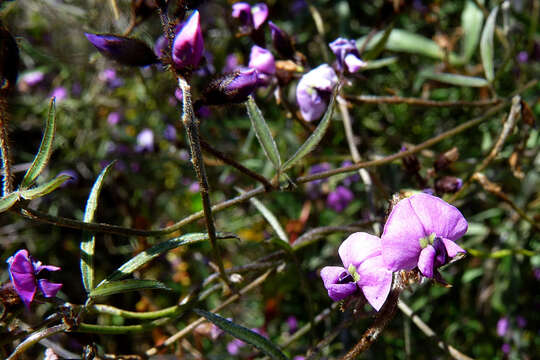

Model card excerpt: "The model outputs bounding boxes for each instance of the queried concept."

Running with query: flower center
[419,233,436,248]
[347,264,361,282]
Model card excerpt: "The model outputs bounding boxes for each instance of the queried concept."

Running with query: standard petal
[441,238,466,258]
[338,232,382,268]
[418,245,436,278]
[356,256,392,311]
[38,279,63,298]
[320,266,346,288]
[408,193,468,241]
[381,198,425,271]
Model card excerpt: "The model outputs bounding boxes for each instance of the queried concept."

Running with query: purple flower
[517,51,528,64]
[85,33,158,67]
[497,317,509,337]
[107,111,122,126]
[501,343,511,354]
[202,68,258,105]
[164,124,177,142]
[136,128,154,152]
[232,3,268,31]
[327,186,354,212]
[287,315,298,334]
[251,3,269,30]
[172,10,204,71]
[227,338,245,355]
[381,193,468,280]
[269,21,295,59]
[50,87,68,102]
[329,38,366,73]
[296,64,338,122]
[249,45,275,86]
[321,232,393,311]
[19,70,44,87]
[99,68,124,88]
[223,53,241,73]
[7,250,62,308]
[516,316,527,328]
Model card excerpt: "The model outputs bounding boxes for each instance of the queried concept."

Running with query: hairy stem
[0,96,13,195]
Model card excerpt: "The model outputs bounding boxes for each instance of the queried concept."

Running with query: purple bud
[296,64,338,121]
[251,3,269,30]
[435,176,463,194]
[202,68,258,105]
[329,38,366,73]
[85,33,158,67]
[269,21,295,59]
[50,87,68,102]
[327,186,354,212]
[232,2,253,28]
[501,343,511,354]
[249,46,276,75]
[516,316,527,328]
[172,10,204,71]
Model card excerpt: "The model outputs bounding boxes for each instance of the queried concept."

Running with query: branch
[345,95,501,107]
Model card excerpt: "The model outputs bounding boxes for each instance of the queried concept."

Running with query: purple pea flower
[327,186,354,212]
[19,70,44,88]
[232,3,268,31]
[7,250,63,308]
[381,193,468,281]
[164,124,177,142]
[497,317,509,337]
[287,315,298,334]
[172,10,204,71]
[107,111,122,126]
[51,87,68,102]
[85,33,158,67]
[296,64,338,122]
[321,232,393,311]
[249,45,275,86]
[329,38,366,73]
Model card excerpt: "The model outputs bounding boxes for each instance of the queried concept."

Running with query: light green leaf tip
[480,6,499,82]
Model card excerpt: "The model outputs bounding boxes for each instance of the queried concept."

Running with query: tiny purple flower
[287,315,298,334]
[99,68,124,88]
[329,38,366,73]
[501,343,511,354]
[19,70,44,87]
[381,193,468,281]
[231,2,253,28]
[341,160,360,187]
[227,338,245,355]
[516,316,526,328]
[321,232,393,311]
[136,128,154,152]
[7,250,62,308]
[175,88,183,102]
[249,45,276,75]
[296,64,338,122]
[164,124,177,142]
[327,186,354,212]
[51,87,68,102]
[107,111,122,126]
[517,51,528,64]
[172,10,204,71]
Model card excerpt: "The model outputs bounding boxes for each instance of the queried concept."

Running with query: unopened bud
[201,69,258,105]
[401,146,421,174]
[434,147,459,172]
[172,10,204,71]
[435,176,463,194]
[85,33,158,66]
[269,21,295,59]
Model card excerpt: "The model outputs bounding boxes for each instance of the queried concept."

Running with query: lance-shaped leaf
[81,162,114,293]
[361,57,398,70]
[19,175,70,200]
[362,23,394,61]
[20,99,56,189]
[480,6,499,82]
[89,279,171,298]
[0,192,19,213]
[98,232,237,287]
[281,90,337,172]
[425,72,489,87]
[194,309,288,360]
[461,0,484,62]
[245,96,281,171]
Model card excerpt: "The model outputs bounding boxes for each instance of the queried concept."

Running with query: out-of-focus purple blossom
[291,0,307,12]
[422,188,435,196]
[223,53,241,73]
[58,170,79,187]
[381,193,468,282]
[268,21,295,59]
[327,186,354,212]
[197,105,211,118]
[296,64,338,122]
[202,68,258,105]
[249,45,275,86]
[175,88,183,102]
[516,316,527,328]
[7,250,62,308]
[497,317,509,337]
[320,232,393,311]
[329,38,366,73]
[341,160,360,187]
[85,33,158,67]
[188,181,200,193]
[130,162,141,173]
[309,163,332,186]
[164,124,177,142]
[51,87,68,102]
[501,343,511,354]
[107,111,122,126]
[98,68,124,88]
[287,315,298,334]
[293,356,306,360]
[435,176,463,194]
[227,338,245,355]
[136,128,154,152]
[517,51,529,64]
[232,3,268,31]
[19,70,44,88]
[172,10,204,71]
[534,268,540,280]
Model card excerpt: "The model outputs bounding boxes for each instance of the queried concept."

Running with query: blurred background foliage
[0,0,539,359]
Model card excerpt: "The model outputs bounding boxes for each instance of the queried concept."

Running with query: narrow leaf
[361,57,398,70]
[237,188,289,246]
[19,175,70,200]
[461,0,484,62]
[90,279,171,298]
[246,96,282,170]
[362,23,394,61]
[99,232,237,286]
[81,162,114,293]
[425,72,489,87]
[480,6,499,82]
[20,98,56,189]
[0,192,19,213]
[194,309,288,360]
[281,90,337,172]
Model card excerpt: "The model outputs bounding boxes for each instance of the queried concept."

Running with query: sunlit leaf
[425,72,489,87]
[19,175,70,200]
[480,5,499,82]
[246,96,282,171]
[194,309,288,360]
[361,57,398,70]
[0,192,19,213]
[362,23,394,61]
[20,99,56,189]
[90,279,171,298]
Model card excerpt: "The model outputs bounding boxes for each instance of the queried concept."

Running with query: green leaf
[0,192,19,213]
[98,232,237,286]
[245,96,282,171]
[480,5,499,82]
[361,57,398,70]
[81,162,114,293]
[362,23,394,61]
[425,72,489,87]
[461,0,484,62]
[89,279,171,298]
[19,175,70,200]
[20,98,57,189]
[194,309,288,360]
[281,90,337,172]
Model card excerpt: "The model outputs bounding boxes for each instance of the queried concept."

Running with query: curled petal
[320,266,357,301]
[441,238,466,258]
[38,279,63,298]
[251,3,269,30]
[356,256,392,311]
[418,245,436,278]
[338,232,382,269]
[344,54,366,73]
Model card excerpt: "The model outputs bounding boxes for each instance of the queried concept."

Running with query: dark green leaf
[20,98,56,189]
[362,23,394,61]
[425,72,489,87]
[19,175,70,200]
[194,309,288,360]
[480,6,499,82]
[0,192,19,213]
[90,279,171,298]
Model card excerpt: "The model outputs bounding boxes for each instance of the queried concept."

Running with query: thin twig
[6,324,67,360]
[345,95,501,107]
[398,300,475,360]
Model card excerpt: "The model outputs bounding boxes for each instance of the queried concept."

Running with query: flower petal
[338,232,382,269]
[320,266,357,301]
[38,279,63,298]
[320,266,346,288]
[356,256,392,311]
[441,238,466,258]
[418,245,436,278]
[251,3,269,30]
[8,250,37,308]
[344,54,366,73]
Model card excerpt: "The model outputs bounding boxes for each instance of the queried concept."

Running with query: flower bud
[232,3,268,31]
[0,25,19,92]
[329,38,366,73]
[85,33,158,66]
[296,64,337,122]
[269,21,295,59]
[172,10,204,71]
[435,176,463,194]
[400,145,421,174]
[202,69,258,105]
[434,147,459,172]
